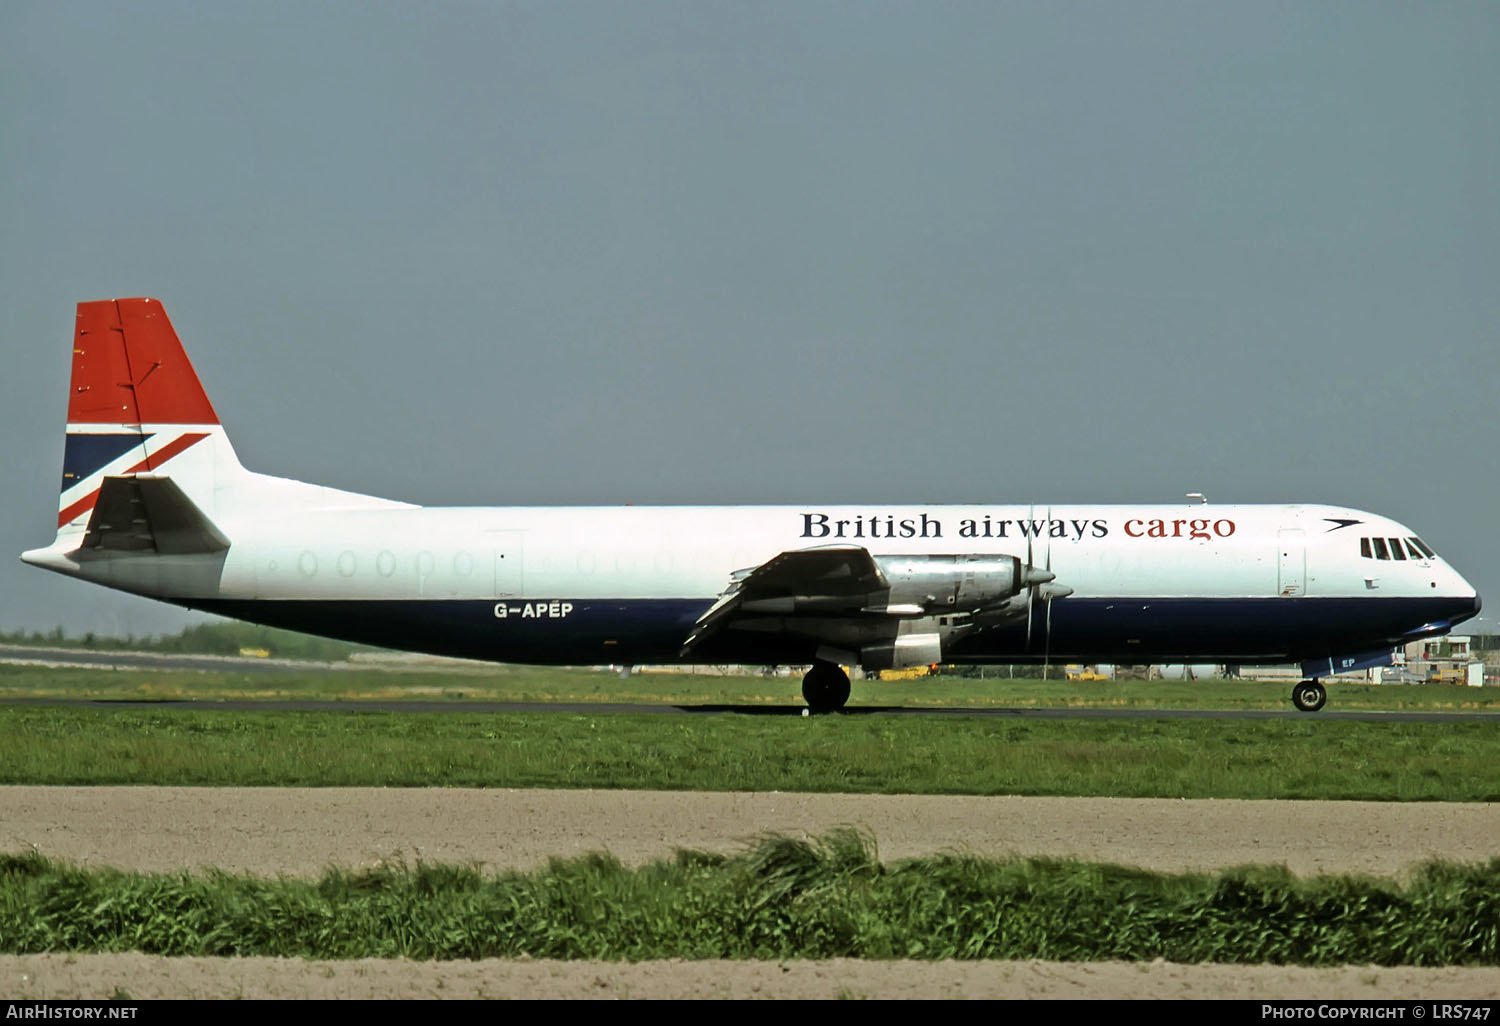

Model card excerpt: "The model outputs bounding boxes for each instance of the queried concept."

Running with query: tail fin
[56,299,244,536]
[33,297,409,571]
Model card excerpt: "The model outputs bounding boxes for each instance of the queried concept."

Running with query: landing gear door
[1277,528,1306,597]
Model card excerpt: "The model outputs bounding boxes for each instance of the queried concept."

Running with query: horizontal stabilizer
[77,475,230,555]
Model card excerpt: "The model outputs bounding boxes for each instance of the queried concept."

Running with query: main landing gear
[802,660,852,714]
[1292,679,1327,713]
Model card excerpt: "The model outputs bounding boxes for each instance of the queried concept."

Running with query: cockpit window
[1361,536,1434,561]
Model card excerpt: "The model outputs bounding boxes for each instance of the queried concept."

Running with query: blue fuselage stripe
[183,595,1479,667]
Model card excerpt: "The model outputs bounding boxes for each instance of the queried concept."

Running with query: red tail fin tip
[69,299,218,426]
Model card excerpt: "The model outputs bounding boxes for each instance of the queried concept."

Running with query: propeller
[1022,504,1072,679]
[1043,525,1054,679]
[1042,510,1052,678]
[1024,504,1035,647]
[1039,505,1052,679]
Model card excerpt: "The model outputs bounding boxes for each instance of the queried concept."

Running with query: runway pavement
[0,643,344,673]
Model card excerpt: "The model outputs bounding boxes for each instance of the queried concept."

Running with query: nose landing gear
[1292,679,1327,712]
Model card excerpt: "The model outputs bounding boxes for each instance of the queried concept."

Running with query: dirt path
[3,787,1498,999]
[4,954,1499,1000]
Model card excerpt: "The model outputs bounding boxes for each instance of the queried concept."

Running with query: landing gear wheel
[802,661,851,713]
[1292,680,1326,713]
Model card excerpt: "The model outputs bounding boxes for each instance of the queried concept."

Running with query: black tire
[802,661,852,713]
[1292,680,1326,713]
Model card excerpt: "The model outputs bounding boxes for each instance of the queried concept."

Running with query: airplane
[22,299,1482,713]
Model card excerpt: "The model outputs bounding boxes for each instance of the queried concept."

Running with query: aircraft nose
[1452,592,1481,624]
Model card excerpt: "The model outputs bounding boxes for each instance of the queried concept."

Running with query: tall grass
[2,836,1496,965]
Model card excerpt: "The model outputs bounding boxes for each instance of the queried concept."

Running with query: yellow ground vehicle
[1066,665,1109,681]
[877,664,936,681]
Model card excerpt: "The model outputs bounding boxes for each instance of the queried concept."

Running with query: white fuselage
[30,498,1480,669]
[190,502,1469,603]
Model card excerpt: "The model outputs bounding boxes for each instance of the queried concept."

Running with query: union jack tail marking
[57,299,240,531]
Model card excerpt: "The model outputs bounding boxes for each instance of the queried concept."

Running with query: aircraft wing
[680,545,887,656]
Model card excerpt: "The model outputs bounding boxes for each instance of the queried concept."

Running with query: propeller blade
[1025,503,1035,650]
[1044,595,1054,677]
[1025,582,1033,650]
[1042,505,1053,678]
[1044,504,1053,572]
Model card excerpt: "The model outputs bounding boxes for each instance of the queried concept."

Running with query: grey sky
[3,1,1497,639]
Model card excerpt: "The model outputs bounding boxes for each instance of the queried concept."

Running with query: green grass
[2,704,1499,799]
[4,663,1494,966]
[3,663,1497,798]
[3,835,1497,965]
[3,662,1499,711]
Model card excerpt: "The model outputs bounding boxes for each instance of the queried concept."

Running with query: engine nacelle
[875,554,1023,613]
